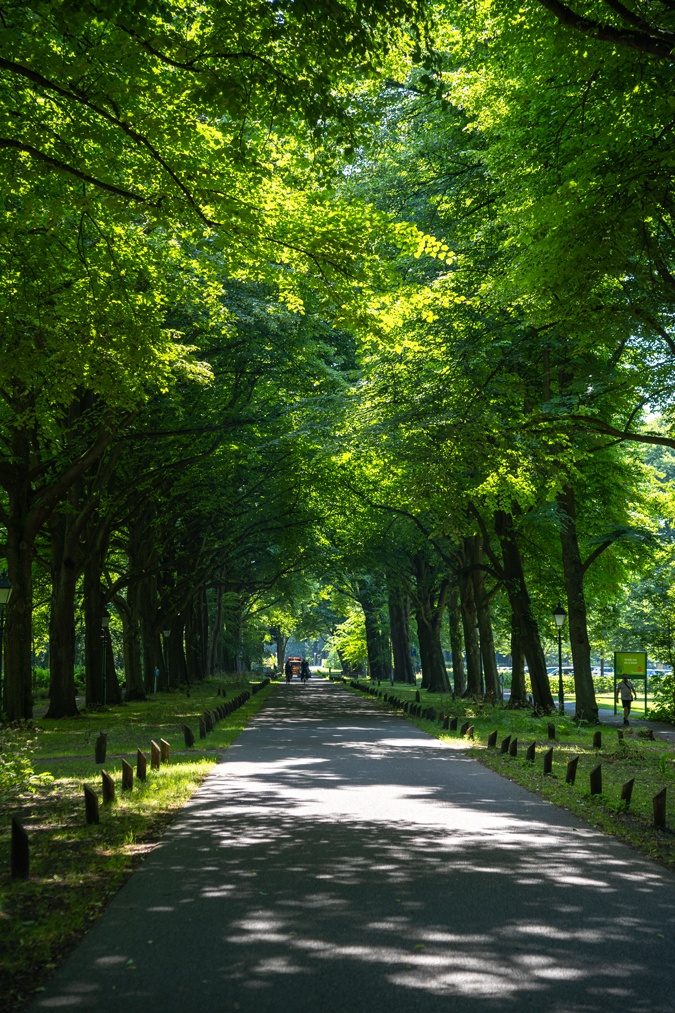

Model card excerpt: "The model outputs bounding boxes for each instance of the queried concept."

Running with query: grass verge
[0,678,274,1011]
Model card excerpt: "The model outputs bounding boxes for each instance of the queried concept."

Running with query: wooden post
[136,749,147,782]
[122,759,133,791]
[590,764,602,795]
[84,785,99,824]
[617,728,624,741]
[182,725,195,748]
[95,731,107,764]
[525,742,535,762]
[199,718,207,739]
[415,690,420,702]
[150,740,161,770]
[487,730,498,748]
[592,730,602,749]
[160,739,170,764]
[653,787,667,829]
[101,770,115,803]
[543,747,553,775]
[460,721,470,736]
[509,738,518,757]
[566,755,579,785]
[449,717,458,731]
[547,723,556,740]
[621,778,634,807]
[500,735,511,754]
[11,818,29,879]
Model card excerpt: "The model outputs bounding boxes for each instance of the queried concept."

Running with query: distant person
[300,658,310,684]
[284,658,293,684]
[616,674,637,725]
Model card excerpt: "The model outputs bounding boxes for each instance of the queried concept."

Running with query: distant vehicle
[287,657,303,677]
[547,666,574,677]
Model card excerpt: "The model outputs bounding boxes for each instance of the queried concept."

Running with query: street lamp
[101,608,110,708]
[0,572,14,715]
[553,602,567,715]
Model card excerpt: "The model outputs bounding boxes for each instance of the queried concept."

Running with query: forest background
[3,0,675,731]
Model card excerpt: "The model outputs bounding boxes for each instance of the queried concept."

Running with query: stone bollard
[525,742,536,762]
[95,731,107,764]
[487,730,498,748]
[11,818,29,879]
[460,721,470,736]
[617,728,624,741]
[508,738,518,757]
[590,764,602,795]
[466,726,474,739]
[137,749,147,782]
[547,723,556,740]
[122,759,134,792]
[543,747,553,775]
[653,788,667,829]
[621,778,634,807]
[415,690,421,703]
[101,770,115,804]
[500,735,511,754]
[84,785,99,824]
[199,719,207,739]
[593,730,602,749]
[150,740,161,770]
[160,739,170,764]
[566,755,579,785]
[182,725,195,748]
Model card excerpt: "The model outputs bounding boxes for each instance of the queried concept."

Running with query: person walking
[300,658,310,684]
[616,674,637,725]
[284,658,293,684]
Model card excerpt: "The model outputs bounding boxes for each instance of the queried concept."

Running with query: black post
[0,605,5,717]
[557,627,564,715]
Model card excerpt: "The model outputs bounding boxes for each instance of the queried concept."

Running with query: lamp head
[553,602,567,628]
[101,608,111,629]
[0,571,13,607]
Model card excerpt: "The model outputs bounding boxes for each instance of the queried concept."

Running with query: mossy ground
[0,678,273,1010]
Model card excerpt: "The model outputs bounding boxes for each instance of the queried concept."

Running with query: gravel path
[33,680,675,1012]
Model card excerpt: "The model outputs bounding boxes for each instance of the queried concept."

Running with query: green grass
[0,678,272,1011]
[349,679,675,872]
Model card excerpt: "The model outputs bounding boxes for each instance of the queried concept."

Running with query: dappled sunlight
[34,682,675,1013]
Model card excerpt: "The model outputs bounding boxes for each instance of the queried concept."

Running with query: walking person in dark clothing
[284,658,293,684]
[300,658,310,684]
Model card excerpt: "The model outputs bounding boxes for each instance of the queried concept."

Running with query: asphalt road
[33,680,675,1013]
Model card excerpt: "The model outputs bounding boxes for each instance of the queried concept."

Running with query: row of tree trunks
[448,588,466,695]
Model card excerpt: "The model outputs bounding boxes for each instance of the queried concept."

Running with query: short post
[182,725,195,748]
[160,739,170,764]
[590,764,602,795]
[543,747,553,775]
[449,717,458,731]
[95,732,107,764]
[525,741,535,762]
[621,778,634,807]
[136,749,147,782]
[547,723,556,740]
[415,690,420,703]
[84,785,99,824]
[566,755,579,785]
[11,818,29,879]
[101,770,115,803]
[653,787,667,829]
[509,738,518,757]
[460,721,470,736]
[500,735,511,754]
[442,715,449,730]
[617,728,624,741]
[122,759,134,791]
[487,730,498,748]
[199,719,207,739]
[592,730,602,750]
[150,740,161,770]
[466,725,474,739]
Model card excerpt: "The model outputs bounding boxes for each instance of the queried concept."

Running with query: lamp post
[163,627,170,689]
[101,608,110,708]
[553,602,566,715]
[0,572,14,716]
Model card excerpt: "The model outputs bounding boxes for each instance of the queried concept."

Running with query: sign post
[614,651,648,716]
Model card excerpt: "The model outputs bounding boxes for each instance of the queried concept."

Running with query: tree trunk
[448,586,465,696]
[388,583,415,683]
[509,615,527,706]
[4,520,34,721]
[46,509,80,718]
[459,561,481,696]
[414,604,450,693]
[471,540,500,699]
[83,538,106,706]
[557,485,598,722]
[103,625,122,705]
[494,510,554,711]
[362,599,390,680]
[209,586,224,676]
